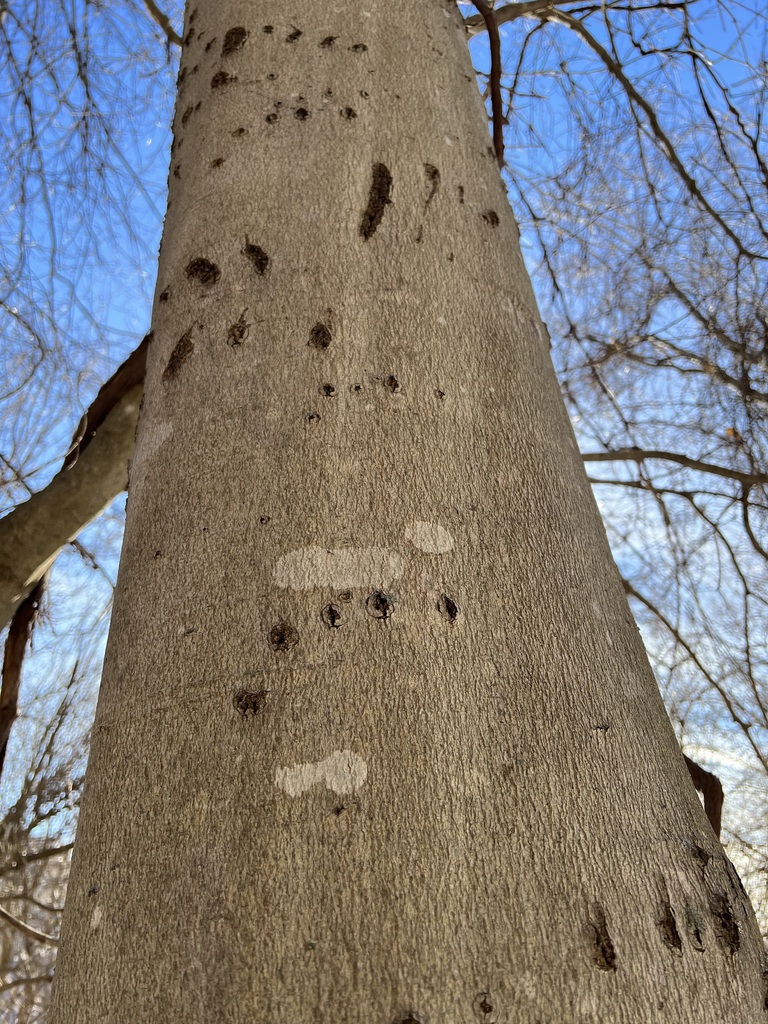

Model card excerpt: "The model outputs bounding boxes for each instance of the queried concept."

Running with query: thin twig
[0,902,59,946]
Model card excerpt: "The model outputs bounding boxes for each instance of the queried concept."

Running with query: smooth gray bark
[49,2,767,1021]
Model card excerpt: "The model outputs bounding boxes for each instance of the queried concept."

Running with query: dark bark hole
[350,383,364,393]
[338,590,352,602]
[259,515,271,525]
[286,26,302,42]
[321,604,343,628]
[482,210,500,227]
[341,107,357,119]
[657,904,682,952]
[359,162,393,240]
[87,885,99,897]
[232,127,248,136]
[435,389,446,400]
[437,594,459,623]
[233,688,269,716]
[242,241,270,275]
[350,43,368,52]
[306,412,321,423]
[309,323,332,349]
[295,107,310,120]
[475,993,494,1015]
[366,591,394,620]
[185,257,220,285]
[268,621,299,652]
[588,903,617,971]
[163,331,194,381]
[384,375,401,393]
[159,289,169,302]
[265,113,279,124]
[458,185,465,203]
[222,27,247,55]
[320,383,336,397]
[211,70,236,88]
[181,105,194,124]
[211,157,225,168]
[709,892,740,954]
[263,25,274,34]
[320,35,338,47]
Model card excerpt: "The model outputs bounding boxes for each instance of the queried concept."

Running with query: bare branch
[582,448,768,488]
[470,1,506,167]
[543,9,763,259]
[0,337,149,630]
[142,0,182,48]
[684,754,724,838]
[0,903,59,946]
[0,576,46,780]
[623,579,768,775]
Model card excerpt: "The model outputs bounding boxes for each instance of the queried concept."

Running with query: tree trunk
[48,2,767,1020]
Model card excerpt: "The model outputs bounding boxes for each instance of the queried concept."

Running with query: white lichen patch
[129,420,173,497]
[405,521,455,554]
[273,547,404,590]
[90,906,103,931]
[275,750,368,797]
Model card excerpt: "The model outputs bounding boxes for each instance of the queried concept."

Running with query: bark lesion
[359,163,393,240]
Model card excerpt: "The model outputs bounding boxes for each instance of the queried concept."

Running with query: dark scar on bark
[588,903,617,971]
[222,27,247,55]
[233,688,269,716]
[359,163,393,240]
[163,329,194,381]
[709,892,740,954]
[185,257,220,284]
[657,903,682,952]
[242,241,270,275]
[424,164,440,206]
[211,70,236,88]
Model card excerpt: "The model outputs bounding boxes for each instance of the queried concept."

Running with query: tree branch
[464,0,589,35]
[142,0,182,48]
[540,9,760,259]
[582,447,768,489]
[0,337,149,631]
[0,576,45,781]
[0,902,59,946]
[471,1,506,168]
[683,755,724,838]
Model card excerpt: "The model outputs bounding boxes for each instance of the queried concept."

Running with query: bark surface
[49,2,767,1021]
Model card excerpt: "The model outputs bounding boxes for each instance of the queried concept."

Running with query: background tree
[0,0,766,1017]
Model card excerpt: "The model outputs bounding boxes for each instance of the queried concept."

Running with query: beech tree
[1,0,768,1019]
[1,0,767,1019]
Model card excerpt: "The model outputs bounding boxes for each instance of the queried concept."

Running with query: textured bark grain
[49,2,767,1021]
